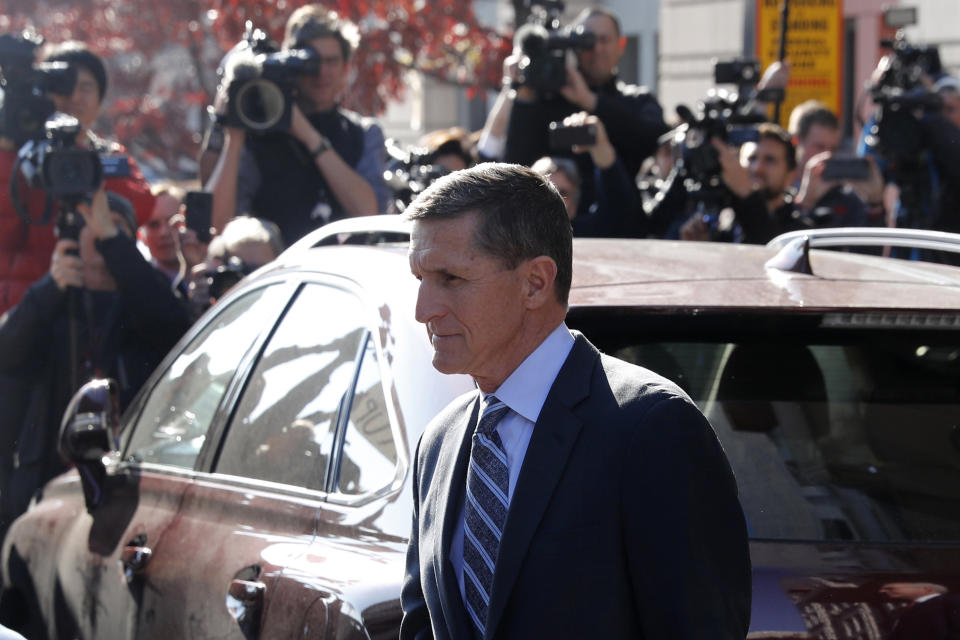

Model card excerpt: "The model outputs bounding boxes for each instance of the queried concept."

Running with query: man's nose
[414,280,440,325]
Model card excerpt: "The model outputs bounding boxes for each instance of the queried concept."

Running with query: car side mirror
[59,378,123,511]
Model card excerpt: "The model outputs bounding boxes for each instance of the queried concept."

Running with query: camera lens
[42,149,102,197]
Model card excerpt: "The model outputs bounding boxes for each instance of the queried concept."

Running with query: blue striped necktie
[463,395,511,638]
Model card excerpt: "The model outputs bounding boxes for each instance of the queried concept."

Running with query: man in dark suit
[880,582,960,639]
[400,163,751,639]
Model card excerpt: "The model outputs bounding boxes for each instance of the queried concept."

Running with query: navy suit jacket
[891,594,960,640]
[401,333,751,639]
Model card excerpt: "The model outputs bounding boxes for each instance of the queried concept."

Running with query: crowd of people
[1,3,959,539]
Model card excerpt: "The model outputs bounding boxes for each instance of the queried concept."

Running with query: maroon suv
[3,219,960,639]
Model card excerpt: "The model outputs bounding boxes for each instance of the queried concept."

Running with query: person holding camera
[684,124,810,244]
[532,112,641,237]
[0,188,190,534]
[205,6,388,247]
[786,101,878,229]
[185,216,284,319]
[504,7,667,211]
[0,41,155,316]
[683,121,875,245]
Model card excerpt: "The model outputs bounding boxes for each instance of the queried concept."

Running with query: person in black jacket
[504,7,667,209]
[0,189,191,536]
[531,113,642,238]
[879,582,960,640]
[682,123,872,245]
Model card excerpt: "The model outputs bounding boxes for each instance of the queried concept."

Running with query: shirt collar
[915,593,941,604]
[482,323,575,424]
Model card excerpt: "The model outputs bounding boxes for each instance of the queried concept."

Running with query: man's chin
[430,353,464,376]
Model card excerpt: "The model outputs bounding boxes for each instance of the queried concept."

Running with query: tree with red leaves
[0,0,511,176]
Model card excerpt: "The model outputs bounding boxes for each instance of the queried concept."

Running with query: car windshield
[574,310,960,544]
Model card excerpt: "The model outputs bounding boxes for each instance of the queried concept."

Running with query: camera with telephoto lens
[514,0,596,95]
[0,30,78,146]
[16,113,102,201]
[219,22,322,133]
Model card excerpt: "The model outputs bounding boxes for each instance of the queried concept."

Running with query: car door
[133,279,376,639]
[24,283,290,640]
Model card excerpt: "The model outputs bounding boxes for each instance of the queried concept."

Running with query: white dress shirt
[450,322,576,601]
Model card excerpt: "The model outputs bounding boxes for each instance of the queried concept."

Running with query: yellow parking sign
[756,0,844,128]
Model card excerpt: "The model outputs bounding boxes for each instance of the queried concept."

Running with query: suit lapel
[484,335,597,638]
[434,392,480,640]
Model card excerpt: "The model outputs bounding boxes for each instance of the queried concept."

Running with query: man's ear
[522,256,558,309]
[618,36,627,55]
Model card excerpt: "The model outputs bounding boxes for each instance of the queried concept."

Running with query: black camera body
[220,25,321,133]
[208,256,256,300]
[0,31,78,146]
[383,139,454,213]
[515,1,595,95]
[667,59,768,190]
[17,113,102,202]
[714,59,760,86]
[548,120,597,149]
[673,92,763,189]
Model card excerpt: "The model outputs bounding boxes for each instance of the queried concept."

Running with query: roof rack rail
[765,227,960,275]
[767,227,960,254]
[281,215,412,258]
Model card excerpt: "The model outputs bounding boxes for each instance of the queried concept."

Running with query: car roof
[567,239,960,312]
[266,234,960,315]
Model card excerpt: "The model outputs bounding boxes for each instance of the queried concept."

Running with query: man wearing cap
[0,188,190,537]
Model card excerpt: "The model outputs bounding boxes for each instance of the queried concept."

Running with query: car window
[336,334,397,496]
[610,335,960,543]
[125,286,277,469]
[215,284,367,491]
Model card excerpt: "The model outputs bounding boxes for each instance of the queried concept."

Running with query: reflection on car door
[31,286,286,640]
[133,282,375,638]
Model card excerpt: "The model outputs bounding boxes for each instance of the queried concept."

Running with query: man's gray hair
[404,163,573,305]
[221,216,284,259]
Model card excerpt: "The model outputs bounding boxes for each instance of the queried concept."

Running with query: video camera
[865,29,942,165]
[0,31,77,147]
[17,114,102,200]
[667,59,772,190]
[218,22,322,133]
[862,9,944,223]
[514,0,595,95]
[10,113,107,231]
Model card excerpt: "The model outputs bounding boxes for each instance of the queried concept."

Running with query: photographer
[504,7,667,206]
[691,124,810,244]
[788,101,880,225]
[0,188,190,530]
[0,40,155,315]
[186,215,283,318]
[205,6,388,247]
[532,111,641,237]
